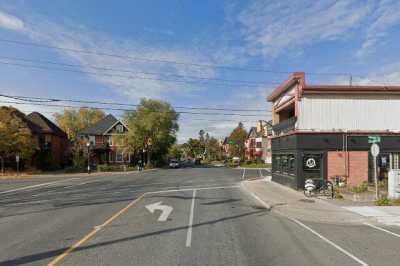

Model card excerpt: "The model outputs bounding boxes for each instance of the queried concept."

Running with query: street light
[86,142,91,174]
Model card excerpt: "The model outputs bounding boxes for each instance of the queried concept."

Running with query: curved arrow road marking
[146,201,173,222]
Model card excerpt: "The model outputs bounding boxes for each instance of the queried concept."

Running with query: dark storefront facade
[271,133,400,189]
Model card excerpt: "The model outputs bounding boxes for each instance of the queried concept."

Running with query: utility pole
[86,142,91,174]
[349,74,353,86]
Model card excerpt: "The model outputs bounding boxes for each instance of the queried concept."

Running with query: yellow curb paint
[47,194,145,266]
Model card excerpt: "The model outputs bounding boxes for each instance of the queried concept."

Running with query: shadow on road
[0,209,269,265]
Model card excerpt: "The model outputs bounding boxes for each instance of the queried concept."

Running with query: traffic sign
[370,144,380,157]
[368,136,381,144]
[15,155,20,163]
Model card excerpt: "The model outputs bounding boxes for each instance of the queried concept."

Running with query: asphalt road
[0,167,399,266]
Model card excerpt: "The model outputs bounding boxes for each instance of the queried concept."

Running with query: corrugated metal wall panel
[298,95,400,131]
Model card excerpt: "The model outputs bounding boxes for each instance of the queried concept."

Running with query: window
[288,155,295,175]
[116,151,124,162]
[116,124,124,133]
[256,142,262,148]
[391,153,400,170]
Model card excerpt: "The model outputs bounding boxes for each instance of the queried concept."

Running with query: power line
[0,38,356,76]
[0,60,279,88]
[0,55,278,86]
[0,100,267,117]
[0,94,271,113]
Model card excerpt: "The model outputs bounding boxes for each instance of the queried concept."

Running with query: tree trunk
[0,156,4,176]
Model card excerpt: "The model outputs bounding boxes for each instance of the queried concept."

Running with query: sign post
[370,144,380,200]
[16,155,20,176]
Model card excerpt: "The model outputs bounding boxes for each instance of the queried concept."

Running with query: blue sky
[1,0,400,142]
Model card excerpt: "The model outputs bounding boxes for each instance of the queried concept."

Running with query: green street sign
[228,140,235,145]
[368,136,381,144]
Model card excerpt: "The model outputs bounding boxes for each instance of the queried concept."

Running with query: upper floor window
[116,124,124,133]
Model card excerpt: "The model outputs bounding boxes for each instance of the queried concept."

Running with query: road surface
[0,167,399,265]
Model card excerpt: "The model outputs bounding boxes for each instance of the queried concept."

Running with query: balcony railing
[272,116,297,135]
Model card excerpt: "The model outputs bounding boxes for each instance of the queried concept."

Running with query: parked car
[169,159,180,168]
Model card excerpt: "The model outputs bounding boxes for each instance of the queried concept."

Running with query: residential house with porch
[268,72,400,189]
[79,114,130,165]
[245,120,273,163]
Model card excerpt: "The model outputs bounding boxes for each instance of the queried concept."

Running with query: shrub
[375,197,391,206]
[64,166,85,173]
[97,164,125,172]
[351,182,368,193]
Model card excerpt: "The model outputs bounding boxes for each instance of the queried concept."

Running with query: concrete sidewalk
[241,178,366,225]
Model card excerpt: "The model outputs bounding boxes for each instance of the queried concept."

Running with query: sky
[1,0,400,142]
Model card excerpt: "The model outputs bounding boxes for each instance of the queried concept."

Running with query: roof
[267,72,400,102]
[79,114,119,135]
[0,106,43,134]
[26,112,67,137]
[247,127,257,138]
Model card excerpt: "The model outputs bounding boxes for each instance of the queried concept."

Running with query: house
[79,114,130,165]
[244,120,273,163]
[222,137,231,158]
[26,112,70,169]
[267,72,400,189]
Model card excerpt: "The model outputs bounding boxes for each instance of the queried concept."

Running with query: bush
[375,197,391,206]
[64,166,85,173]
[351,182,369,193]
[97,164,125,172]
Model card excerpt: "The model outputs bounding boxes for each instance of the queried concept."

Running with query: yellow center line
[47,194,146,266]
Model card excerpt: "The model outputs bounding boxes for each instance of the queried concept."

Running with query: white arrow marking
[145,201,173,222]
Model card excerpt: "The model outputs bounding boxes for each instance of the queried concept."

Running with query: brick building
[26,112,70,169]
[244,120,272,163]
[268,72,400,189]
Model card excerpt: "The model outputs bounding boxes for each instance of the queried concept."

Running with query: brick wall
[327,151,368,186]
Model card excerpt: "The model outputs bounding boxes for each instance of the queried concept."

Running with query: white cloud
[236,1,370,58]
[356,0,400,58]
[0,10,24,31]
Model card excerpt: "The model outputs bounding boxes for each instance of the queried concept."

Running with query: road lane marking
[186,189,196,247]
[258,169,263,178]
[364,222,400,238]
[47,193,146,266]
[145,185,240,195]
[242,184,369,266]
[242,168,246,180]
[146,201,173,222]
[0,178,79,195]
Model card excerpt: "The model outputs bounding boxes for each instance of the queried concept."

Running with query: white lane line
[364,222,400,238]
[243,184,369,266]
[242,168,246,180]
[145,185,239,195]
[290,218,369,266]
[258,169,263,178]
[186,189,196,247]
[0,178,78,195]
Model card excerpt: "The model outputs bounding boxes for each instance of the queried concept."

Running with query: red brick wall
[328,151,368,186]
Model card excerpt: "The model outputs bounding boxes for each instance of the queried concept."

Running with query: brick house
[244,120,273,163]
[26,112,70,169]
[79,114,130,165]
[267,72,400,189]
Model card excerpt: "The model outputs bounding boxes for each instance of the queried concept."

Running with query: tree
[124,99,179,166]
[168,144,182,160]
[54,108,105,141]
[0,107,35,173]
[229,122,247,160]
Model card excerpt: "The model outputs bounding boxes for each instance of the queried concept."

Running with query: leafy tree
[229,122,247,160]
[183,138,203,158]
[54,108,105,141]
[124,99,179,166]
[0,107,35,173]
[168,144,182,160]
